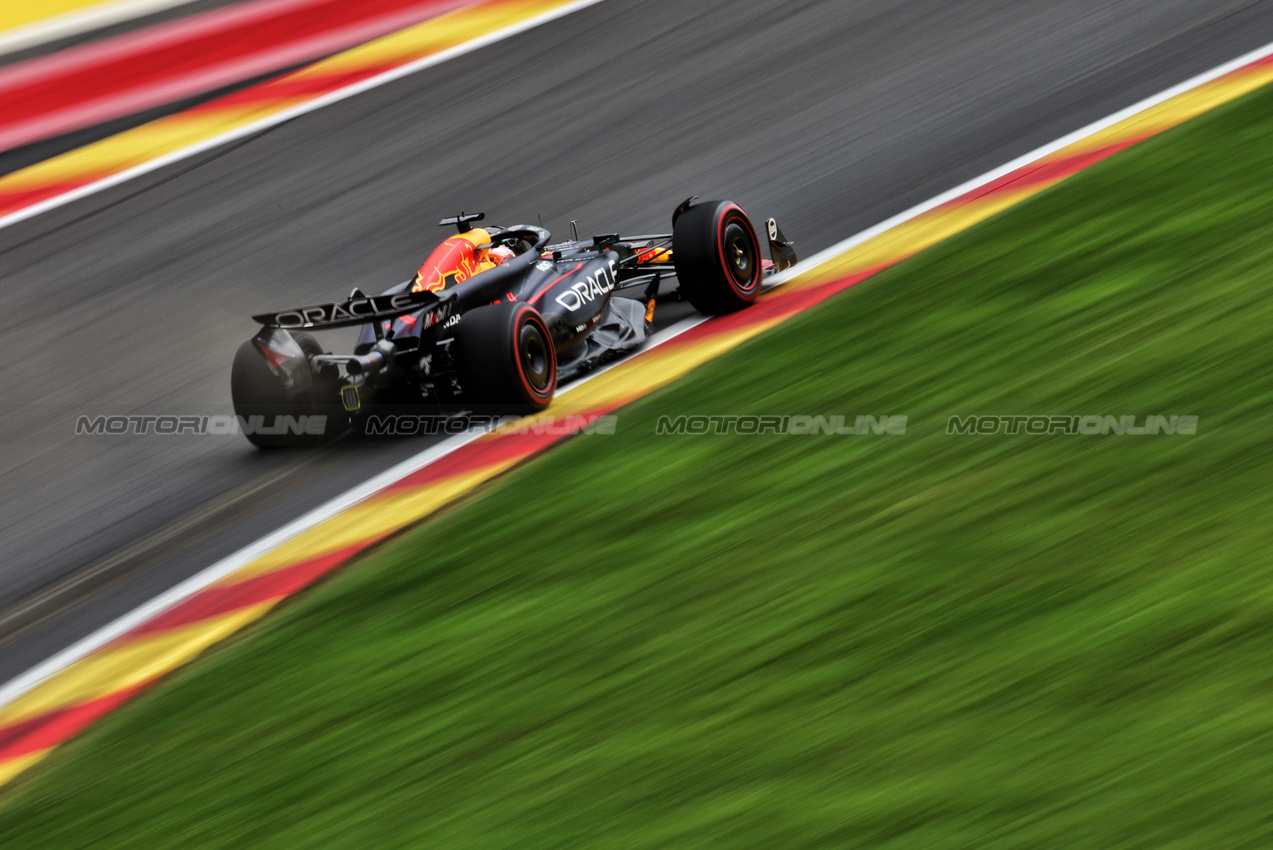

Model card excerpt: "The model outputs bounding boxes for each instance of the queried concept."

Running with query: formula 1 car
[231,197,797,447]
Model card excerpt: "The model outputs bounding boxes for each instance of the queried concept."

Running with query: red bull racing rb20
[231,197,797,447]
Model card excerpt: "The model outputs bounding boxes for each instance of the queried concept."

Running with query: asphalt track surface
[2,0,1272,685]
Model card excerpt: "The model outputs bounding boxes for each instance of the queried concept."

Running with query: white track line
[2,30,1272,711]
[0,0,202,57]
[0,0,608,232]
[0,311,704,709]
[788,38,1273,282]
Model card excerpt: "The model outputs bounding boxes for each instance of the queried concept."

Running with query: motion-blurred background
[1,1,1272,845]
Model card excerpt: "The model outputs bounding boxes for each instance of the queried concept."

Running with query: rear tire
[230,333,332,448]
[453,302,556,415]
[672,200,762,315]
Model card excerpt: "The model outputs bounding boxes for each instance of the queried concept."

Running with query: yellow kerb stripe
[304,0,567,74]
[0,750,51,787]
[0,0,118,32]
[1057,64,1273,158]
[805,186,1045,285]
[219,461,528,581]
[0,602,277,727]
[0,0,575,195]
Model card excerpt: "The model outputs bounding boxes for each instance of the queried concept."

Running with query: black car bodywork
[232,198,796,447]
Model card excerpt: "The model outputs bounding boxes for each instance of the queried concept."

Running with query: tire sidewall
[455,301,558,413]
[715,205,762,299]
[510,304,556,406]
[230,336,326,448]
[673,199,763,314]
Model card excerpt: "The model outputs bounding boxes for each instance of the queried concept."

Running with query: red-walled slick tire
[672,199,763,315]
[453,302,557,415]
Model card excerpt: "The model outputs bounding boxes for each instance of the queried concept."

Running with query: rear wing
[252,289,454,330]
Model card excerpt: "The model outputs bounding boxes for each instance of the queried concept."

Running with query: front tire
[452,302,557,415]
[672,200,763,315]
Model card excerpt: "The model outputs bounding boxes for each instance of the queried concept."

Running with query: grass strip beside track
[3,85,1273,850]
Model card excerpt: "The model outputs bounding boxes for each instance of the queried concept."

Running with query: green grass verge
[4,84,1273,849]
